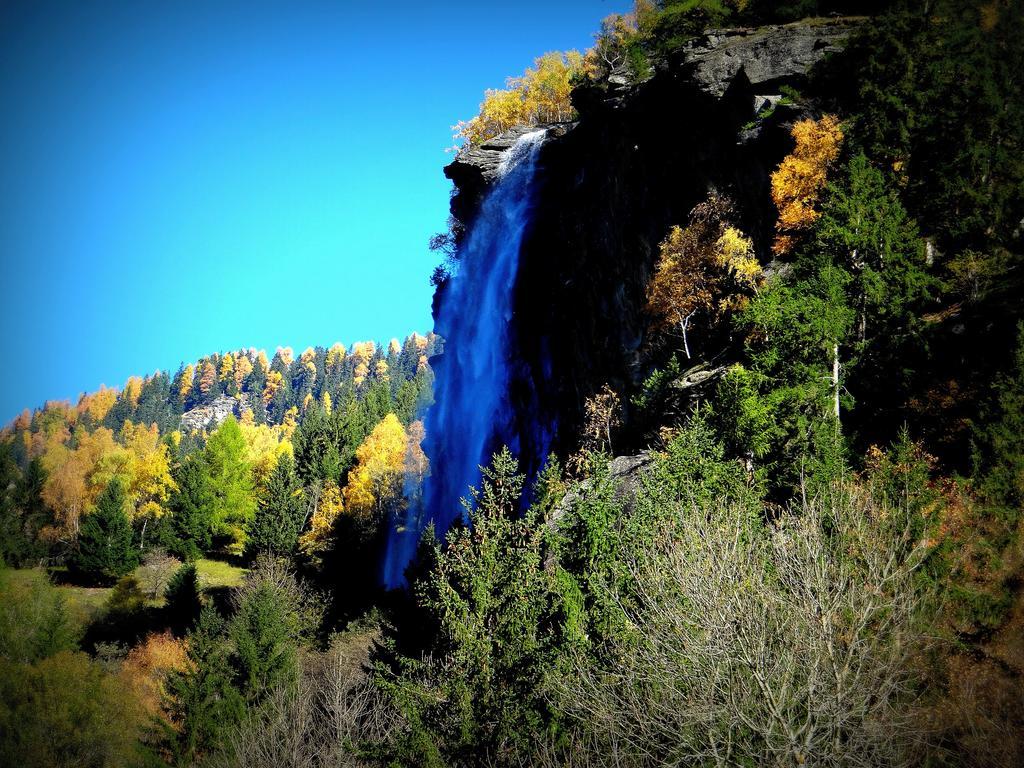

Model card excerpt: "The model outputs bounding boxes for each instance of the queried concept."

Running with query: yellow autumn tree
[718,227,761,294]
[281,406,299,439]
[233,353,253,391]
[177,364,194,405]
[239,420,291,491]
[299,480,344,568]
[40,426,127,541]
[343,414,408,522]
[647,195,762,358]
[326,342,347,373]
[276,346,294,367]
[77,386,118,424]
[351,341,375,386]
[263,370,283,405]
[218,352,235,384]
[122,376,144,408]
[121,421,176,532]
[453,50,586,146]
[516,50,585,124]
[322,391,333,415]
[255,349,270,374]
[771,114,843,255]
[455,88,525,146]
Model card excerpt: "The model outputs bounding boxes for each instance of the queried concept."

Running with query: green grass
[58,583,112,629]
[4,557,247,636]
[2,568,110,633]
[195,558,247,590]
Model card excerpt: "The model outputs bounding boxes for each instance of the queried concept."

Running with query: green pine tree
[813,152,930,348]
[167,456,214,561]
[243,454,304,560]
[164,562,203,634]
[381,448,561,765]
[164,606,243,764]
[230,560,303,703]
[70,477,138,583]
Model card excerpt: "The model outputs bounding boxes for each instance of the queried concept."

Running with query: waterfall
[383,129,547,588]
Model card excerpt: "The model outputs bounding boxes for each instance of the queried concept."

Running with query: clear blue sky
[0,0,619,423]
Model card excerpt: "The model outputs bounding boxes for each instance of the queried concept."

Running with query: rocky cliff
[440,18,861,457]
[180,395,238,433]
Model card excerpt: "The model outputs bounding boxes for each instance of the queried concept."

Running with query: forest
[2,0,1023,766]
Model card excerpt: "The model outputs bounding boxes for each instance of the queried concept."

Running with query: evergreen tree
[164,606,243,764]
[738,261,854,494]
[813,152,930,349]
[0,451,49,567]
[292,405,342,486]
[243,455,304,560]
[976,323,1024,520]
[230,560,303,703]
[166,457,214,561]
[70,477,138,583]
[381,448,561,765]
[164,562,203,634]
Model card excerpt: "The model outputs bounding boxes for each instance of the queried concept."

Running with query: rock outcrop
[180,395,237,433]
[680,18,860,97]
[439,18,862,459]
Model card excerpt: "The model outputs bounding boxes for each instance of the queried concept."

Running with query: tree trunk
[679,311,694,360]
[832,343,841,422]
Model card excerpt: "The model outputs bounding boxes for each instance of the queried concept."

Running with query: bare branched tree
[137,547,181,600]
[551,485,934,767]
[208,629,399,768]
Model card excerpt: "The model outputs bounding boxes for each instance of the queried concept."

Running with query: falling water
[383,129,547,588]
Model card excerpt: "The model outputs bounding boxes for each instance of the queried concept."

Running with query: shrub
[0,650,146,768]
[164,563,203,634]
[0,568,76,663]
[552,483,931,767]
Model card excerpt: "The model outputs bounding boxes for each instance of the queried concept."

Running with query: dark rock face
[440,19,861,459]
[681,19,860,97]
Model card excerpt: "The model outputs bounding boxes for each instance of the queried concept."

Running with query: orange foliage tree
[197,361,217,397]
[646,195,762,358]
[121,631,187,720]
[771,115,844,255]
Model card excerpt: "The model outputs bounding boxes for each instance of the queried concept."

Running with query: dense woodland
[3,0,1024,766]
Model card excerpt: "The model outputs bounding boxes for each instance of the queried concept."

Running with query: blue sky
[0,0,619,423]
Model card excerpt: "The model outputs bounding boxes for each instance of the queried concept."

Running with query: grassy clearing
[195,558,247,590]
[4,557,247,636]
[2,568,109,633]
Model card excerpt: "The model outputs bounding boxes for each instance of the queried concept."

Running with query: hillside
[1,332,436,563]
[2,2,1023,767]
